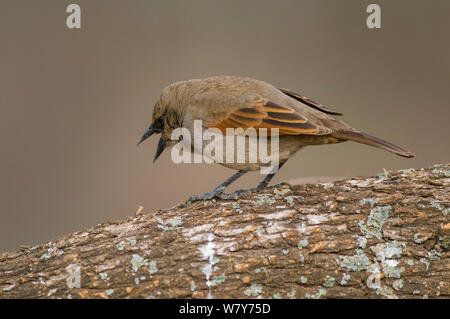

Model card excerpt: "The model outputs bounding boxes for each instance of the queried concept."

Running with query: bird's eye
[156,116,164,128]
[151,116,164,133]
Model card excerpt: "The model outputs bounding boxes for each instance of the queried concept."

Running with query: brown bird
[138,76,414,201]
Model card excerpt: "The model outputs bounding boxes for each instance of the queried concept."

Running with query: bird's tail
[332,129,415,158]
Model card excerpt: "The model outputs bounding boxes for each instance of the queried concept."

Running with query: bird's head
[137,84,186,162]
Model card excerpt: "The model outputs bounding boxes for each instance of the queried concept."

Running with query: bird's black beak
[153,137,165,162]
[137,127,155,145]
[137,126,166,163]
[138,116,166,162]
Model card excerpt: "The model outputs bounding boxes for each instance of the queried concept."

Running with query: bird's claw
[188,192,216,202]
[188,188,258,202]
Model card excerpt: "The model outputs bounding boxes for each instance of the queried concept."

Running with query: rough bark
[0,164,449,299]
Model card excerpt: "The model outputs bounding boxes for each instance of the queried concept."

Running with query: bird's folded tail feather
[332,129,415,158]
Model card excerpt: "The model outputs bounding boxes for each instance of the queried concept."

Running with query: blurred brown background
[1,0,449,253]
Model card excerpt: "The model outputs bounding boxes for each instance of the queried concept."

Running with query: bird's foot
[215,188,256,200]
[188,191,220,202]
[215,182,291,200]
[189,186,263,202]
[188,179,292,203]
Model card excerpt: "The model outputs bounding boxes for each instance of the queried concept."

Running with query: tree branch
[1,164,449,299]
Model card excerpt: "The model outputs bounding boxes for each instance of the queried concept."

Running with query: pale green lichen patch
[376,172,388,180]
[282,249,289,255]
[427,249,441,261]
[357,236,367,248]
[430,200,449,216]
[323,275,335,288]
[127,236,137,246]
[298,239,309,249]
[157,216,182,231]
[38,277,45,285]
[244,284,263,297]
[273,293,281,299]
[300,276,308,284]
[131,254,148,272]
[40,253,52,260]
[339,249,369,271]
[393,279,403,291]
[414,233,425,244]
[273,188,291,195]
[360,198,375,207]
[287,289,296,299]
[116,240,126,251]
[211,274,226,286]
[430,201,443,210]
[255,228,265,235]
[298,253,305,263]
[232,203,243,214]
[190,282,197,292]
[254,267,266,273]
[382,259,402,278]
[285,196,297,206]
[39,243,64,260]
[407,259,414,266]
[99,272,110,281]
[371,241,405,261]
[370,241,405,278]
[253,195,276,206]
[148,260,158,274]
[105,289,114,297]
[340,273,350,286]
[305,289,326,299]
[439,235,449,249]
[319,183,333,189]
[358,205,391,239]
[431,168,450,177]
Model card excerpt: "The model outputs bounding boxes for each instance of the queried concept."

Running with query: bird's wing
[279,88,343,116]
[192,94,332,136]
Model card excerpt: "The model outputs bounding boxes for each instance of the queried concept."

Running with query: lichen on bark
[0,164,449,299]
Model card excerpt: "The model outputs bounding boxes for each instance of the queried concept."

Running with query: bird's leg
[189,170,248,202]
[218,162,287,200]
[256,162,286,188]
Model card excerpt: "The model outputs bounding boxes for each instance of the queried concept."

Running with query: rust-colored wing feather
[213,99,331,136]
[279,88,343,116]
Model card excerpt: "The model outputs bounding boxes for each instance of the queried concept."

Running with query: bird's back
[171,76,413,160]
